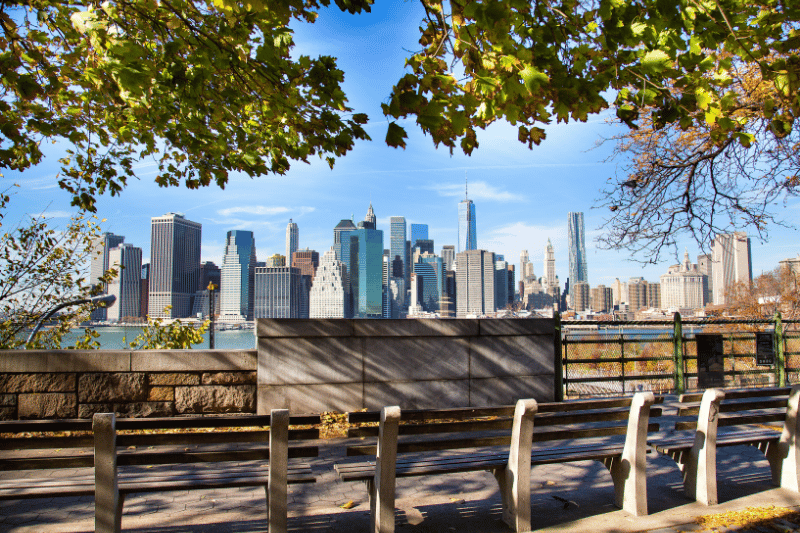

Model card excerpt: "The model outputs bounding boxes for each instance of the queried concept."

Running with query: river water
[62,326,256,350]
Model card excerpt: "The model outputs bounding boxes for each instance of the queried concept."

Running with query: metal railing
[558,312,800,398]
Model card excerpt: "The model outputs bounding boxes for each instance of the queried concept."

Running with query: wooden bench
[0,411,320,533]
[650,385,800,505]
[334,392,660,533]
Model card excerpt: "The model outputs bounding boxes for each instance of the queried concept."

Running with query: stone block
[147,387,174,402]
[258,383,362,415]
[256,319,354,338]
[258,337,362,385]
[78,403,113,419]
[469,336,555,378]
[78,373,147,403]
[114,402,175,418]
[469,376,555,405]
[354,319,478,338]
[0,407,15,420]
[18,393,77,419]
[201,372,257,385]
[0,351,130,373]
[175,385,255,414]
[148,373,200,386]
[363,338,469,381]
[131,350,256,372]
[478,319,555,336]
[363,380,470,410]
[0,373,75,393]
[0,394,15,406]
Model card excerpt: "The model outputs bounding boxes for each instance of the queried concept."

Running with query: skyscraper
[712,232,752,306]
[660,250,706,309]
[89,232,125,320]
[106,243,142,322]
[220,230,256,321]
[349,226,384,318]
[441,245,455,271]
[310,247,346,318]
[364,202,376,228]
[567,212,587,289]
[543,239,557,288]
[333,219,357,262]
[285,219,298,263]
[414,252,443,313]
[458,183,477,252]
[410,223,429,247]
[149,213,202,318]
[455,249,495,317]
[389,215,408,277]
[254,266,302,318]
[519,250,530,282]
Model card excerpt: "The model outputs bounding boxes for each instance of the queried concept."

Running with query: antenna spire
[465,171,468,200]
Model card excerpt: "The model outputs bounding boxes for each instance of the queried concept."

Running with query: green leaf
[385,122,407,149]
[642,49,672,73]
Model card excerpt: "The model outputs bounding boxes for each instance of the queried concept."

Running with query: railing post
[776,311,786,387]
[554,311,564,402]
[620,335,626,394]
[673,312,685,394]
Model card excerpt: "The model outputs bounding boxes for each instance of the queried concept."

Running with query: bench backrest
[0,418,94,471]
[345,396,663,456]
[675,387,791,431]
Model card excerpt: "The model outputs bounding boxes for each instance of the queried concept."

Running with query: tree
[724,264,800,319]
[2,0,799,256]
[0,191,110,348]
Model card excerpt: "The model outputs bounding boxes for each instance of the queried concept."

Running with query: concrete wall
[257,318,556,414]
[0,349,257,419]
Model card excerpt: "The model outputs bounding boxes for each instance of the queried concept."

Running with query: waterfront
[62,326,256,350]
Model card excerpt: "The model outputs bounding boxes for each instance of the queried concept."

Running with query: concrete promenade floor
[3,403,800,533]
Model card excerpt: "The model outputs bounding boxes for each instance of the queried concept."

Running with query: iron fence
[559,312,800,398]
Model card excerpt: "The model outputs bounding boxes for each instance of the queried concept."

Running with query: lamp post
[26,293,116,346]
[207,282,217,349]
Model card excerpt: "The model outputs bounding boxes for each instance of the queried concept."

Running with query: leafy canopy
[2,0,799,253]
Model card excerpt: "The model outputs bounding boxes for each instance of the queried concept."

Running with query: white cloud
[216,206,315,217]
[424,180,522,202]
[481,221,567,267]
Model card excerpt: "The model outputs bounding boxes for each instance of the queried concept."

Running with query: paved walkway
[3,411,800,532]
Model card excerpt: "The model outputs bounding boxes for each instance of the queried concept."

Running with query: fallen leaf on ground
[340,500,356,509]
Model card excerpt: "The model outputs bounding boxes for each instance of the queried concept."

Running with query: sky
[4,1,800,289]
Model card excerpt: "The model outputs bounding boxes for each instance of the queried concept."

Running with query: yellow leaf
[340,500,356,509]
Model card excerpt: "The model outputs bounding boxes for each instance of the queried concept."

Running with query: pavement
[3,404,800,533]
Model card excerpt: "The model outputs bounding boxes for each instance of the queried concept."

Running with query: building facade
[349,227,384,319]
[410,223,428,247]
[285,219,298,263]
[90,232,125,320]
[149,213,202,318]
[455,249,495,317]
[660,251,706,310]
[106,244,142,322]
[254,266,302,318]
[309,248,346,318]
[712,232,752,306]
[220,230,256,321]
[567,212,587,289]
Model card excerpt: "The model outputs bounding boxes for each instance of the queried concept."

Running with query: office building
[410,224,429,247]
[285,219,298,263]
[627,277,648,311]
[697,253,713,304]
[220,230,256,321]
[543,239,557,288]
[660,250,706,310]
[106,244,142,322]
[712,232,752,306]
[458,176,477,252]
[389,216,408,301]
[495,259,509,310]
[254,266,302,318]
[364,202,376,228]
[590,284,613,313]
[349,225,384,319]
[292,249,319,281]
[412,239,435,260]
[149,213,202,318]
[571,281,590,312]
[90,232,125,320]
[309,247,346,318]
[520,250,530,282]
[267,254,285,267]
[779,254,800,276]
[140,263,149,318]
[200,261,221,290]
[441,245,455,271]
[455,249,495,317]
[567,212,587,290]
[333,219,357,261]
[414,252,443,313]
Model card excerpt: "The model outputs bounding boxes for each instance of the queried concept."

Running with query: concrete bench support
[369,406,401,533]
[268,409,290,533]
[602,391,655,516]
[682,388,725,505]
[765,385,800,491]
[94,413,123,533]
[493,399,537,531]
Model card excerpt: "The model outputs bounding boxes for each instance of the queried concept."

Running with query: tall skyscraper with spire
[365,202,376,228]
[567,212,587,290]
[285,219,298,263]
[544,239,557,287]
[458,175,477,252]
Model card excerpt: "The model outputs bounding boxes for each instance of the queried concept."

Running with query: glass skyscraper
[350,227,384,318]
[458,199,476,252]
[149,213,202,318]
[567,212,587,288]
[220,230,257,320]
[410,223,428,247]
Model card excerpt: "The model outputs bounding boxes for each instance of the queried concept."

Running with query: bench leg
[372,406,400,533]
[269,409,289,533]
[602,455,647,517]
[94,413,122,533]
[683,389,724,506]
[494,398,536,532]
[765,385,800,492]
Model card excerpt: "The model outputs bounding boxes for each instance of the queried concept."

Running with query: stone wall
[257,318,557,414]
[0,350,256,420]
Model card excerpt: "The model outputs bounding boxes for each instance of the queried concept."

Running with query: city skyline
[3,1,798,288]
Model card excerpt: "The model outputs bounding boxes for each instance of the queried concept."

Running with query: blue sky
[4,1,799,288]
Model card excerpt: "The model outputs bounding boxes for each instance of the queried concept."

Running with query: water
[61,326,256,350]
